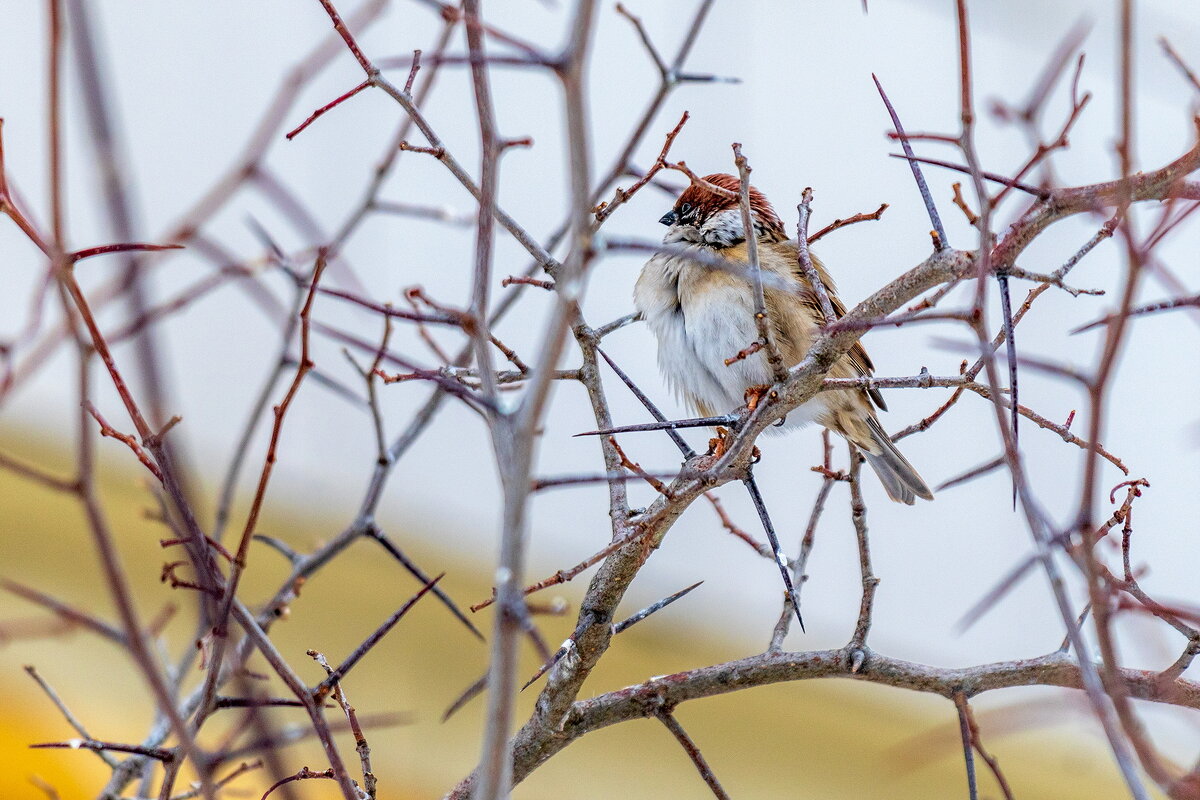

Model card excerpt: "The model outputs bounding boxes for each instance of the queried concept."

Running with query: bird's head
[658,173,786,247]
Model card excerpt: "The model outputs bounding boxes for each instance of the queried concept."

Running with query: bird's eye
[678,202,693,217]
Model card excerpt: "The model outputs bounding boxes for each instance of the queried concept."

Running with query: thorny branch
[2,2,1199,799]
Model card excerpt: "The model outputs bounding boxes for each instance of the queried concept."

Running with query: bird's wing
[777,241,888,412]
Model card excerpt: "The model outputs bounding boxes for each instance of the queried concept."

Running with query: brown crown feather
[674,173,787,239]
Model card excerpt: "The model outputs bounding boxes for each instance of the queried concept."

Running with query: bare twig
[656,711,732,800]
[1159,36,1200,95]
[847,448,876,655]
[807,202,889,244]
[286,80,371,140]
[953,693,980,800]
[24,666,117,768]
[309,650,377,798]
[744,472,804,630]
[796,187,838,323]
[887,153,1046,197]
[259,767,336,800]
[732,142,787,380]
[7,2,1200,798]
[313,574,443,697]
[517,581,704,694]
[874,74,949,248]
[30,739,174,761]
[1,579,125,645]
[594,111,690,224]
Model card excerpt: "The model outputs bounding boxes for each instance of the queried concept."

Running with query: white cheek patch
[663,225,703,244]
[700,209,745,247]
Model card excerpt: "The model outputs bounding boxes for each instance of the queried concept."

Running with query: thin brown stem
[656,711,732,800]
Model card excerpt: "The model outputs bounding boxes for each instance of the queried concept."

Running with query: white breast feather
[634,246,824,430]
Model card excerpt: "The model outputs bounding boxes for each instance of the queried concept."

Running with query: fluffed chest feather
[633,248,822,428]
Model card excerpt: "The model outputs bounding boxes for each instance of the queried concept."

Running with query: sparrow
[633,173,933,504]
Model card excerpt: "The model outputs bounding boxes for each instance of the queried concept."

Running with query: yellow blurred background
[0,425,1158,798]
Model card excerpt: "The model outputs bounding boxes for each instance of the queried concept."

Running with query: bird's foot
[744,384,772,412]
[705,427,730,460]
[688,427,730,471]
[692,427,759,469]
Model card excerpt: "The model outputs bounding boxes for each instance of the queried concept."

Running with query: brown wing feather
[789,246,888,412]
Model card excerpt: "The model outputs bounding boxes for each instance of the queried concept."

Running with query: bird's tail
[860,417,934,505]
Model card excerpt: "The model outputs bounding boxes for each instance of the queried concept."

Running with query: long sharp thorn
[367,529,484,641]
[520,643,569,692]
[597,346,695,458]
[744,473,804,632]
[998,273,1019,509]
[442,674,487,722]
[614,580,704,634]
[873,73,948,249]
[574,415,738,438]
[522,581,704,691]
[1059,604,1093,653]
[955,551,1041,633]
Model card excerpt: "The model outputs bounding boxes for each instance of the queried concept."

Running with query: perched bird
[633,173,933,504]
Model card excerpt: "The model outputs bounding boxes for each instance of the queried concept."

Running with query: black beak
[658,210,678,226]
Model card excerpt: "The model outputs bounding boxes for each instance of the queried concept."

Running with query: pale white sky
[1,0,1197,755]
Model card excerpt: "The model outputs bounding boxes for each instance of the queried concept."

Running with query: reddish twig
[68,242,183,263]
[314,0,375,73]
[663,159,739,200]
[655,711,732,800]
[501,275,555,291]
[705,491,774,560]
[952,693,981,800]
[951,182,979,225]
[1159,36,1200,95]
[594,110,689,223]
[469,519,656,614]
[807,202,889,243]
[84,402,162,481]
[397,140,446,158]
[886,153,1047,197]
[260,767,336,800]
[796,186,838,324]
[722,339,762,366]
[223,251,329,621]
[285,79,372,140]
